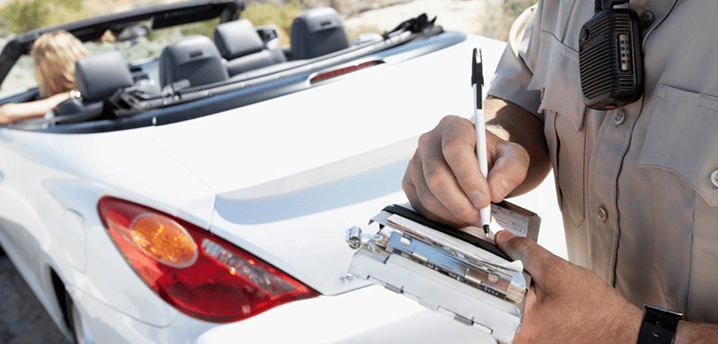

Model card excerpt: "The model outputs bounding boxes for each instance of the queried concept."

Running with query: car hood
[146,35,506,295]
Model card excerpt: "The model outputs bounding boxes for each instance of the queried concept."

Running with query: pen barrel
[473,84,491,226]
[473,85,488,177]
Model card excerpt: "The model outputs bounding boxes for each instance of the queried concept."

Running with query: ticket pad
[346,203,540,343]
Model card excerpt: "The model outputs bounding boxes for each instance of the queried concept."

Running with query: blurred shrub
[242,1,304,47]
[483,0,537,41]
[501,0,538,17]
[179,18,221,38]
[162,1,304,47]
[0,0,87,34]
[298,0,411,17]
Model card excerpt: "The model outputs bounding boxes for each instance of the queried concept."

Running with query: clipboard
[346,201,540,343]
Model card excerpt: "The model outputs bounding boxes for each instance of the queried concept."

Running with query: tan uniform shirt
[488,0,718,322]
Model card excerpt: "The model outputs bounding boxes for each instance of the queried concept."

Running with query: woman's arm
[0,91,72,125]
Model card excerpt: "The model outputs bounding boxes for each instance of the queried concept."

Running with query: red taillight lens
[97,196,318,323]
[309,60,384,84]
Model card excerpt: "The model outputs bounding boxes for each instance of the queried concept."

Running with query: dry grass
[243,1,305,47]
[481,0,537,40]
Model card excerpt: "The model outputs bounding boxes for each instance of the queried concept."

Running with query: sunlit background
[0,0,536,94]
[0,0,537,40]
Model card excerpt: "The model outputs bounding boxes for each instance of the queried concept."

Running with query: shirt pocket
[637,85,718,208]
[636,85,718,314]
[530,33,588,227]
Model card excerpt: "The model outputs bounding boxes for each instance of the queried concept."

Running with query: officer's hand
[402,115,529,227]
[494,230,643,344]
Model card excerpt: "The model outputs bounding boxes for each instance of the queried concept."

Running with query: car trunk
[149,35,506,295]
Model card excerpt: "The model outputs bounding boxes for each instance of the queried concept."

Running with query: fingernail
[494,230,515,245]
[496,179,512,200]
[470,191,487,208]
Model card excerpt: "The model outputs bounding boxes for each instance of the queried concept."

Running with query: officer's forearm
[484,95,551,196]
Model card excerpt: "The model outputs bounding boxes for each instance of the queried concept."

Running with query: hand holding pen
[402,49,531,230]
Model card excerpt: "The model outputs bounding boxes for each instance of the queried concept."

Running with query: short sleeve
[487,5,544,119]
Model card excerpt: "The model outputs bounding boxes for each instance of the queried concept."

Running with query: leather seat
[75,50,134,102]
[52,50,135,122]
[290,7,349,60]
[159,35,229,89]
[214,19,286,77]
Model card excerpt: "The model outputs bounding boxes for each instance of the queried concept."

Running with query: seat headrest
[214,19,266,60]
[159,35,229,88]
[291,7,349,60]
[75,51,133,102]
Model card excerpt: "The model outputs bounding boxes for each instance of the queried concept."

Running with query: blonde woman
[0,30,90,125]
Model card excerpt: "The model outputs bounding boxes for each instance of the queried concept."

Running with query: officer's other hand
[495,230,643,344]
[402,115,529,227]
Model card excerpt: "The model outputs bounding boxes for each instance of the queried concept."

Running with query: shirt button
[614,109,626,125]
[640,11,655,27]
[711,170,718,188]
[597,206,608,222]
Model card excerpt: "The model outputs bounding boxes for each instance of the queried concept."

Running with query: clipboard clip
[346,226,382,249]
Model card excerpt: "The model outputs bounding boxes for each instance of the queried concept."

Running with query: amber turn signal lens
[130,213,198,268]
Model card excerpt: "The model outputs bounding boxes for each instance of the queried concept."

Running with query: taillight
[97,196,318,323]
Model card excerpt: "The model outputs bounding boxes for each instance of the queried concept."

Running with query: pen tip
[482,224,490,236]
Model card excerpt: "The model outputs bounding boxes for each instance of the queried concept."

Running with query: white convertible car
[0,1,561,343]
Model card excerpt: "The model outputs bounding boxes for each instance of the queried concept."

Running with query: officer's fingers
[418,131,481,226]
[403,151,465,226]
[486,135,530,202]
[440,116,491,209]
[494,230,561,285]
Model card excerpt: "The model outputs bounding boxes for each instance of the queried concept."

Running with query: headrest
[291,7,349,60]
[214,19,266,60]
[75,51,133,102]
[159,35,229,88]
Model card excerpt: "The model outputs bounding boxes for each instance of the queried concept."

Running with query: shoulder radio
[579,0,644,110]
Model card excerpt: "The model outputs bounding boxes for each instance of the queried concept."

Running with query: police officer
[403,0,718,342]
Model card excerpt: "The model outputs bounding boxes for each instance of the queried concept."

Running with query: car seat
[290,7,349,60]
[159,35,229,89]
[52,50,135,122]
[214,19,286,77]
[75,50,134,103]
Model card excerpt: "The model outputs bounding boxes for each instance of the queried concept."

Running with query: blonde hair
[31,31,90,97]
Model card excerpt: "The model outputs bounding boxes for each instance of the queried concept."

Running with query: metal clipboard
[346,202,540,343]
